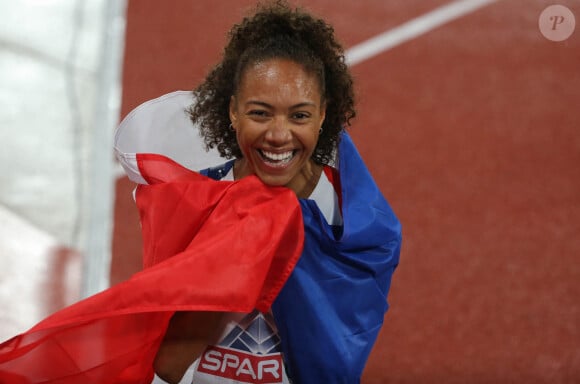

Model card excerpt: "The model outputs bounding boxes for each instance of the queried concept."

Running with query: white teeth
[261,150,293,162]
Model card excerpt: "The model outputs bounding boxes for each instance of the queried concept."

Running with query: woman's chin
[255,173,293,188]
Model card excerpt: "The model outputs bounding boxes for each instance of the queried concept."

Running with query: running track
[114,1,580,382]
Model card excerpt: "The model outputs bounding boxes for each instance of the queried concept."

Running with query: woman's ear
[229,96,238,128]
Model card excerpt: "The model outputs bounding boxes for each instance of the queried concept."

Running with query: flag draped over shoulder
[0,91,402,384]
[0,156,304,384]
[272,133,402,383]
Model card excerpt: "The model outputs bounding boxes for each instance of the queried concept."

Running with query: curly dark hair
[188,0,356,165]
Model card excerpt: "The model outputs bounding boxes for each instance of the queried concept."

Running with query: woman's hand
[154,311,223,384]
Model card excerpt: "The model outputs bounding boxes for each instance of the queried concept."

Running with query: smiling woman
[0,1,401,384]
[153,2,401,383]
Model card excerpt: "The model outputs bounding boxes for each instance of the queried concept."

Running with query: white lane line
[345,0,499,66]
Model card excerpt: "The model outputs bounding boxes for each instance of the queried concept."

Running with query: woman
[153,2,401,383]
[0,2,400,384]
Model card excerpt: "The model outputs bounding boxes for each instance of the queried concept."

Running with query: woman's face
[229,58,326,191]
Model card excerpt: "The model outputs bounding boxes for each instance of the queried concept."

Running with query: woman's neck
[233,158,323,199]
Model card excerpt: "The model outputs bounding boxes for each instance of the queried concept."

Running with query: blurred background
[1,0,579,382]
[0,0,125,339]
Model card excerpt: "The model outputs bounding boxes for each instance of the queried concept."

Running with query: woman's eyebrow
[289,102,317,109]
[245,100,273,108]
[245,100,317,109]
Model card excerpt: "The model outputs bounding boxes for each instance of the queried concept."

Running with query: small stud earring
[229,123,235,131]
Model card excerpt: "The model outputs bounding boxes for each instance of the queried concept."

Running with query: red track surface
[114,1,580,382]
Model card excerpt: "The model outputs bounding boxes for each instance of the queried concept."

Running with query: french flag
[0,92,401,384]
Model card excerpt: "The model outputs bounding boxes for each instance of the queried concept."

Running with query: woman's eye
[248,110,268,118]
[292,112,310,120]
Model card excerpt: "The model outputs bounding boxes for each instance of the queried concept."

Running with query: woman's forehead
[236,59,324,101]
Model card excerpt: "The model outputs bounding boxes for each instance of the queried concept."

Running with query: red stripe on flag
[0,154,304,383]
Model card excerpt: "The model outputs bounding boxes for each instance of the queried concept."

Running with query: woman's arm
[154,311,223,384]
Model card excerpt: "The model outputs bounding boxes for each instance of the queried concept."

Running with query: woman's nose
[264,117,291,144]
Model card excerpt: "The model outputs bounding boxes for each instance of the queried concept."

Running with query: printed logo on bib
[198,345,283,383]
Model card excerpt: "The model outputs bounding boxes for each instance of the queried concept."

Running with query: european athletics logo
[197,311,285,383]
